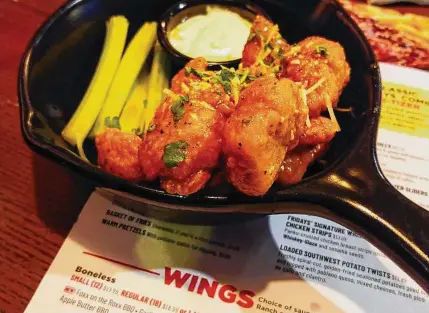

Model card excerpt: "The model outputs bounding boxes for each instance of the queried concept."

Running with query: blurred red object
[340,0,429,69]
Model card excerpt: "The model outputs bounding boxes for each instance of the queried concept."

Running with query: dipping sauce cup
[157,0,269,68]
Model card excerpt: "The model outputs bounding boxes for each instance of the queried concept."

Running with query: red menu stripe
[83,251,160,276]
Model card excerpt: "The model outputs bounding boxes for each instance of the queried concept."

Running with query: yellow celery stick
[119,66,150,134]
[61,15,129,161]
[161,53,172,97]
[89,21,157,138]
[140,41,172,134]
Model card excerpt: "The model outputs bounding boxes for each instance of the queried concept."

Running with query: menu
[22,62,429,313]
[376,63,429,210]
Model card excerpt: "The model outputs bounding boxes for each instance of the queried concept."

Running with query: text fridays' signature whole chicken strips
[95,15,351,196]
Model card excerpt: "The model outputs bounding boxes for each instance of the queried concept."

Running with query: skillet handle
[319,166,429,292]
[277,126,429,291]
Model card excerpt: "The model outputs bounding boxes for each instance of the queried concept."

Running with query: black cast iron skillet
[18,0,429,291]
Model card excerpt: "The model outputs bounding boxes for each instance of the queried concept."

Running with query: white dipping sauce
[168,6,252,62]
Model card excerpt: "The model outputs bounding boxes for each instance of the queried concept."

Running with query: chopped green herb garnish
[263,58,273,66]
[223,82,232,95]
[171,95,188,121]
[143,99,148,108]
[315,46,329,56]
[238,69,249,84]
[220,66,236,81]
[162,140,188,168]
[277,48,285,57]
[215,66,237,95]
[179,95,189,102]
[185,67,207,78]
[265,42,274,51]
[147,124,156,132]
[132,127,142,136]
[273,65,280,74]
[104,116,121,129]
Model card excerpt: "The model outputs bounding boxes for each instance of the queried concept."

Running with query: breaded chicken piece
[139,98,224,195]
[171,57,208,94]
[279,36,351,117]
[299,116,338,146]
[95,129,143,181]
[223,76,307,196]
[139,59,225,195]
[172,57,236,115]
[241,15,289,76]
[277,144,327,185]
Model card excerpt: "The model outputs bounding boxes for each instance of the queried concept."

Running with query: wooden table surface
[0,1,428,312]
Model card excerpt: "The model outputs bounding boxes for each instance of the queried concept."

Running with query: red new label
[64,286,76,294]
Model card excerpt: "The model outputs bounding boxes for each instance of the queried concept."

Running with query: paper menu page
[23,62,429,313]
[377,62,429,210]
[23,191,428,313]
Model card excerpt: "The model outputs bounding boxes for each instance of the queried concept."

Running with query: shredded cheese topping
[266,25,279,45]
[300,88,311,128]
[181,83,190,93]
[190,81,211,90]
[261,47,273,60]
[189,113,199,120]
[231,76,240,104]
[256,25,279,61]
[306,78,326,95]
[284,45,301,57]
[163,88,176,98]
[198,100,215,111]
[325,94,341,132]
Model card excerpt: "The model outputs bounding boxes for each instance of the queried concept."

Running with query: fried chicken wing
[95,129,143,181]
[279,36,351,117]
[223,76,307,196]
[139,98,224,195]
[241,15,289,77]
[299,116,338,146]
[171,57,208,94]
[277,143,327,185]
[172,57,236,114]
[139,60,225,195]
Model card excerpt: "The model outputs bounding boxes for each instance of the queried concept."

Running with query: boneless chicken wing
[277,143,327,185]
[139,60,225,196]
[279,36,351,117]
[242,15,289,68]
[299,116,338,146]
[172,57,237,114]
[171,57,208,94]
[274,117,337,186]
[223,76,307,196]
[95,129,143,181]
